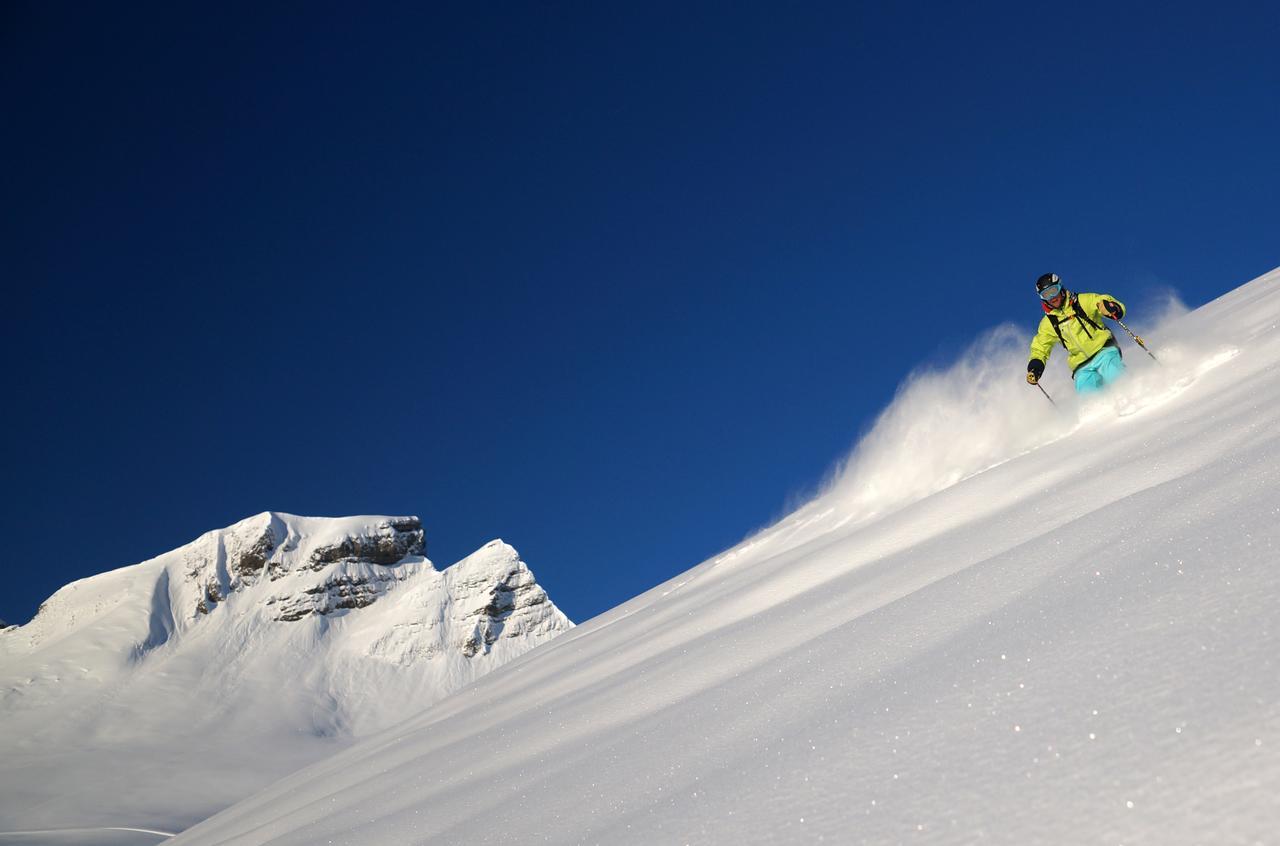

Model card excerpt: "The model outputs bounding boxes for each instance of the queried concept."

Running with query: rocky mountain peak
[444,539,559,659]
[0,511,573,832]
[180,513,428,623]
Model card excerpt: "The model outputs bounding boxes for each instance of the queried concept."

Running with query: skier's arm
[1027,318,1057,384]
[1086,292,1126,320]
[1029,318,1058,363]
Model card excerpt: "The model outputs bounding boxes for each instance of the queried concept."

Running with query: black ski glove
[1101,299,1123,319]
[1026,358,1045,385]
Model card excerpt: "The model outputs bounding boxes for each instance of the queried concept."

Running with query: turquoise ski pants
[1073,346,1126,394]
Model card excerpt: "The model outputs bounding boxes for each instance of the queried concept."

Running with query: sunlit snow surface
[78,270,1280,843]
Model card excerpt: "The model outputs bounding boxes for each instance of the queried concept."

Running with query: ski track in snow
[0,828,173,846]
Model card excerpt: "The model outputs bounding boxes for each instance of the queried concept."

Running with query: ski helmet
[1036,272,1066,301]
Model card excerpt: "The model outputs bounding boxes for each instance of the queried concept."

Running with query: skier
[1026,273,1128,394]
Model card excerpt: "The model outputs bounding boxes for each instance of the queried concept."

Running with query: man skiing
[1026,273,1127,394]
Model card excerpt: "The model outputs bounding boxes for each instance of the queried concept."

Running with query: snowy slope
[0,514,571,834]
[170,267,1280,846]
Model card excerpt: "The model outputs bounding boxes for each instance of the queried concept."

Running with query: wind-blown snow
[813,290,1222,532]
[166,267,1280,846]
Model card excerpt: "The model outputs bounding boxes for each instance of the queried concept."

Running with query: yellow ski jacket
[1029,292,1126,373]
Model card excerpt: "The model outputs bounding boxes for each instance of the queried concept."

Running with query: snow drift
[167,267,1280,846]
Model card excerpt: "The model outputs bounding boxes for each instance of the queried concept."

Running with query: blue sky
[3,1,1277,627]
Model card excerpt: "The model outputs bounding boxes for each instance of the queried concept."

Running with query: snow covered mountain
[0,513,571,834]
[170,267,1280,846]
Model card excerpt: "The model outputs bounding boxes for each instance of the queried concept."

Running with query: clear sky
[3,1,1277,627]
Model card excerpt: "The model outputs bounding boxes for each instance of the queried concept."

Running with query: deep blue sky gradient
[3,2,1278,626]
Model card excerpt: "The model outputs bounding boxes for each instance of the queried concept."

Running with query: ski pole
[1116,319,1158,363]
[1035,382,1055,406]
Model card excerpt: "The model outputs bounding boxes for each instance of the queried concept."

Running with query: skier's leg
[1096,347,1127,386]
[1074,364,1105,394]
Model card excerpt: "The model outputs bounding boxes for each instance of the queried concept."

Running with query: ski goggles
[1038,282,1064,300]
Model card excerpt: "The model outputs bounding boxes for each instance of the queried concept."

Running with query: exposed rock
[273,572,397,622]
[172,515,432,621]
[455,554,560,659]
[235,528,277,581]
[309,518,425,569]
[196,582,225,615]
